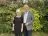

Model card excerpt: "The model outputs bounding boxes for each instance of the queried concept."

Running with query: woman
[13,9,23,36]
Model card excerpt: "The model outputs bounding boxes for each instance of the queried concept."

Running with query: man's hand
[25,23,28,26]
[25,21,32,26]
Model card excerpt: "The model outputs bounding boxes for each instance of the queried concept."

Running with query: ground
[0,32,48,36]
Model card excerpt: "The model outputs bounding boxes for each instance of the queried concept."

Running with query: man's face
[24,8,29,12]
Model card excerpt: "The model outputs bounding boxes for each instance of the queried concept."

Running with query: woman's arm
[21,23,23,32]
[21,15,23,32]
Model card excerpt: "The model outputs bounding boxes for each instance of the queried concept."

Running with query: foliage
[30,8,42,31]
[0,5,16,33]
[0,0,48,33]
[39,0,48,32]
[29,0,48,32]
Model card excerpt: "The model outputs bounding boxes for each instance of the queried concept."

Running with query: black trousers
[15,32,22,36]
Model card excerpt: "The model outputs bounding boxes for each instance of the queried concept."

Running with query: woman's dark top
[13,16,23,34]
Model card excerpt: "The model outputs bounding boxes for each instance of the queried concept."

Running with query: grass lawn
[32,32,48,36]
[0,32,48,36]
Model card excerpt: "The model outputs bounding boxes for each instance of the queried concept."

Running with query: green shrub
[30,8,42,31]
[0,6,15,33]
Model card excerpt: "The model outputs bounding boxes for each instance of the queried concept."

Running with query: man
[23,4,34,36]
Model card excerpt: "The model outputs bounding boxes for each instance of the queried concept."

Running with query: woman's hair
[16,9,20,13]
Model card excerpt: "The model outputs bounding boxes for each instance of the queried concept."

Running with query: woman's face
[16,12,21,16]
